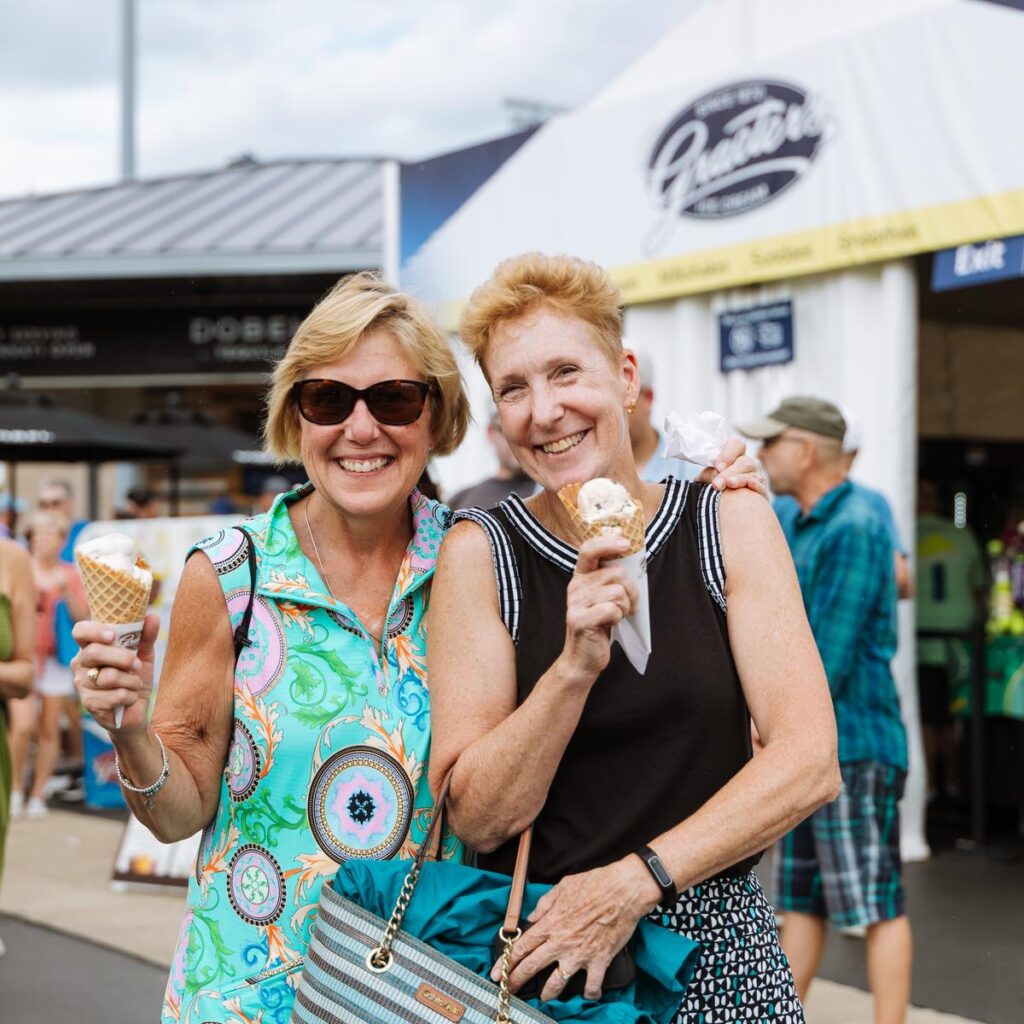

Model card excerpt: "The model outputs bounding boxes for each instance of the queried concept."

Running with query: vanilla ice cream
[78,533,153,590]
[576,478,637,524]
[558,477,651,674]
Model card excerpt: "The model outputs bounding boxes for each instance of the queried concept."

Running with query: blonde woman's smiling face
[298,330,433,521]
[486,306,639,495]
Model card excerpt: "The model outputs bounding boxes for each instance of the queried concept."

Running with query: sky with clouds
[0,0,700,199]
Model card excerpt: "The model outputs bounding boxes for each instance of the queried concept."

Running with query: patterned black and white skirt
[651,871,804,1024]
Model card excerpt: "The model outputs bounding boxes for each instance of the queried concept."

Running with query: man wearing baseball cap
[739,396,911,1023]
[773,408,912,599]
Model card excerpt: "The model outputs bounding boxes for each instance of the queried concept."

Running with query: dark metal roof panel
[40,177,204,256]
[314,186,383,249]
[239,163,378,250]
[118,164,291,253]
[0,159,387,277]
[0,191,104,253]
[66,167,256,255]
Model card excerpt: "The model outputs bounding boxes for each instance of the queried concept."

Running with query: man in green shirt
[916,479,986,797]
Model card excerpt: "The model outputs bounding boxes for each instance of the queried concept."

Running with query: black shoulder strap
[232,527,258,663]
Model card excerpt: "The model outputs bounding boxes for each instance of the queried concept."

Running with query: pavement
[0,809,1010,1023]
[0,917,168,1024]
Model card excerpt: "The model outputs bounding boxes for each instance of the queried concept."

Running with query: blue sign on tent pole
[931,236,1024,291]
[719,300,794,373]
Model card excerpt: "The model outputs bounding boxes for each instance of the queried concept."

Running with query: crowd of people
[0,252,992,1024]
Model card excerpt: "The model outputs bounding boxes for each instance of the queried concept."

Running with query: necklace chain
[303,498,336,600]
[302,497,384,648]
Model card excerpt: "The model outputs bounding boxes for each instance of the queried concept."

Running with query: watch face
[650,856,673,887]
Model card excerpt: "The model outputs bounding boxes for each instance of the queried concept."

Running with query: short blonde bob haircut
[459,253,624,374]
[264,272,470,462]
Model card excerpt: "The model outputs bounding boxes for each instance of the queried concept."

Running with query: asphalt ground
[820,853,1024,1024]
[0,916,168,1024]
[757,847,1024,1024]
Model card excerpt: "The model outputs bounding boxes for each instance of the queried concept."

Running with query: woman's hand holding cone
[71,613,160,734]
[561,535,638,682]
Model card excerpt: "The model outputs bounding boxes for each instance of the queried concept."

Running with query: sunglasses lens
[365,381,429,425]
[295,379,429,426]
[296,381,354,425]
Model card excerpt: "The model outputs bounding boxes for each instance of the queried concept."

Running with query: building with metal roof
[0,156,390,282]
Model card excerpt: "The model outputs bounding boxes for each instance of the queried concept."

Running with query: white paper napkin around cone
[663,410,729,467]
[558,482,651,675]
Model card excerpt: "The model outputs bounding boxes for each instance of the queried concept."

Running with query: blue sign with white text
[931,235,1024,291]
[719,301,794,373]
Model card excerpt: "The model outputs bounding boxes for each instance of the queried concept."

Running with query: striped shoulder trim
[646,478,689,561]
[697,485,727,612]
[502,478,689,571]
[500,495,577,573]
[451,508,521,644]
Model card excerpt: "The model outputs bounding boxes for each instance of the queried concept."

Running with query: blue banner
[719,301,794,373]
[399,128,538,271]
[931,235,1024,291]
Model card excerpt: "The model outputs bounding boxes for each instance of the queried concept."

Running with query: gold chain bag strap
[290,774,552,1024]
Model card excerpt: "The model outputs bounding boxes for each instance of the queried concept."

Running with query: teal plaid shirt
[779,481,907,770]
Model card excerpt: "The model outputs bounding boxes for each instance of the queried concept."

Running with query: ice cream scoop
[557,478,651,673]
[576,478,638,523]
[558,479,645,555]
[78,532,153,589]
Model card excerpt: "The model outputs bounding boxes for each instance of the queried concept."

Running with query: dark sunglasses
[292,378,432,427]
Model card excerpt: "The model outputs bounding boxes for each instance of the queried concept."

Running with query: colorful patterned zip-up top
[162,484,459,1024]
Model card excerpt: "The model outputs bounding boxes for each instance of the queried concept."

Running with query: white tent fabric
[590,0,944,110]
[621,260,927,859]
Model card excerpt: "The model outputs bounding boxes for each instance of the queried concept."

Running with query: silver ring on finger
[87,668,100,684]
[557,965,573,982]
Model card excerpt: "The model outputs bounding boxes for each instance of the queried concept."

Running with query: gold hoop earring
[626,402,637,415]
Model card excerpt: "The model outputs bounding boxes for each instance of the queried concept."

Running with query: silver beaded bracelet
[115,731,170,810]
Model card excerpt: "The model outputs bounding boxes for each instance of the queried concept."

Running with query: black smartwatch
[634,844,678,909]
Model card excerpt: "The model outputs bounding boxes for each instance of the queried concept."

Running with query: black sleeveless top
[455,480,758,885]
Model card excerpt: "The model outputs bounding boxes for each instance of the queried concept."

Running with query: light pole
[121,0,136,180]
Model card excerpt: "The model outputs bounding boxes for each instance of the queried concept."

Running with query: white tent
[405,0,1024,858]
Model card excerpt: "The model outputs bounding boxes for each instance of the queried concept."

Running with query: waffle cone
[557,482,645,556]
[75,550,151,625]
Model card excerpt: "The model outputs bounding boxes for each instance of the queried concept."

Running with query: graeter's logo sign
[645,79,827,250]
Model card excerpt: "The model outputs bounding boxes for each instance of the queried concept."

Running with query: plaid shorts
[773,761,907,929]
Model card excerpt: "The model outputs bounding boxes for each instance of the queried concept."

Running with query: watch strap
[634,844,678,908]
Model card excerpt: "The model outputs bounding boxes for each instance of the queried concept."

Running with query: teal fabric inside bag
[333,858,701,1024]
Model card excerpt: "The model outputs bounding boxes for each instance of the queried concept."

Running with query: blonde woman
[73,274,470,1023]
